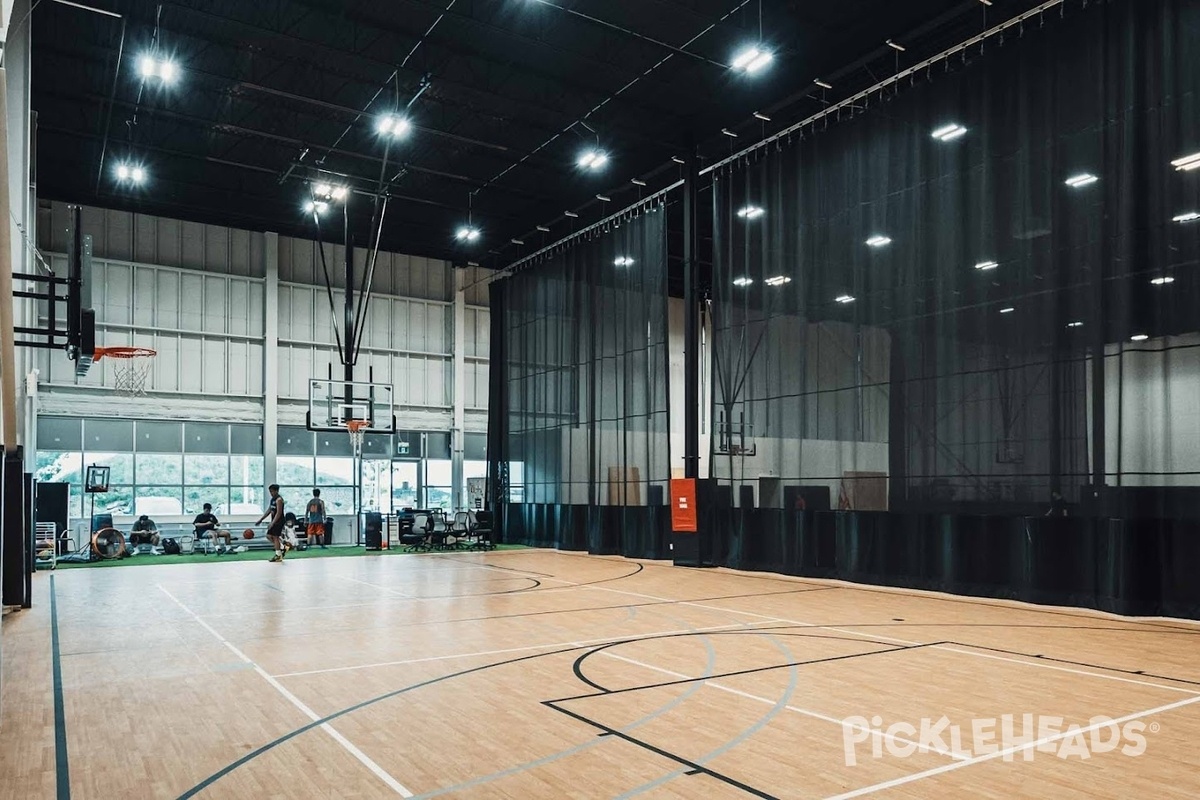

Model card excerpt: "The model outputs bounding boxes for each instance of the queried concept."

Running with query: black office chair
[400,514,431,552]
[470,510,495,551]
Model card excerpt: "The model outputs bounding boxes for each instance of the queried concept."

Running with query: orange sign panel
[670,479,698,532]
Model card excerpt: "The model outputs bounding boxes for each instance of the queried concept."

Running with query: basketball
[243,528,255,539]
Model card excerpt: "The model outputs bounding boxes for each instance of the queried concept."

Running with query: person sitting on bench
[193,503,230,547]
[129,515,160,547]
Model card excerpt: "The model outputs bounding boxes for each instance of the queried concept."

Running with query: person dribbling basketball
[256,484,291,562]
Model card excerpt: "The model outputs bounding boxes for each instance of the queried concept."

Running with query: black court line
[179,624,815,797]
[569,551,1200,633]
[237,586,832,644]
[565,634,939,698]
[429,554,559,577]
[543,702,780,800]
[50,575,71,800]
[944,641,1200,689]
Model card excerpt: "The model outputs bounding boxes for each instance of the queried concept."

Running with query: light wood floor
[3,548,1200,799]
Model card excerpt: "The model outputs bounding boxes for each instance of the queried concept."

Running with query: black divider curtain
[487,204,671,557]
[710,0,1200,518]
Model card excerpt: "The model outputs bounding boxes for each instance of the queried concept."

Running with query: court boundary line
[584,643,972,760]
[50,575,71,800]
[550,550,1200,631]
[272,619,780,678]
[588,586,1200,696]
[543,701,779,800]
[823,692,1200,799]
[268,588,831,677]
[156,584,414,797]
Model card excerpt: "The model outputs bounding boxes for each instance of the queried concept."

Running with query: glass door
[391,460,421,511]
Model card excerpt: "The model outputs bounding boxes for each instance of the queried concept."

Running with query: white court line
[272,619,778,678]
[157,584,414,797]
[936,646,1200,696]
[588,586,1200,696]
[823,693,1200,799]
[600,651,971,761]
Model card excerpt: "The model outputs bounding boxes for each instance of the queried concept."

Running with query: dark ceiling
[32,0,1025,269]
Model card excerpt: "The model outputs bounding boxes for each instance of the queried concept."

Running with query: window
[36,417,263,524]
[425,459,452,509]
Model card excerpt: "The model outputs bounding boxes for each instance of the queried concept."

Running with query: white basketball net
[347,421,370,457]
[111,355,155,397]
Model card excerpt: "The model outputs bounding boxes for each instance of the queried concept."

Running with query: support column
[263,232,279,488]
[683,151,700,480]
[0,71,16,451]
[452,268,466,509]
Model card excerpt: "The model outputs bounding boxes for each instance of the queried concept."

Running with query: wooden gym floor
[3,549,1200,799]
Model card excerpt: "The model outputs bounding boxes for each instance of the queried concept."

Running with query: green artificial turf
[49,543,527,570]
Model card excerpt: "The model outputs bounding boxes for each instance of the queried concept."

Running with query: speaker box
[364,511,384,550]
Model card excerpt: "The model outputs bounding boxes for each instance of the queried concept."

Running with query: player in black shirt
[256,484,291,562]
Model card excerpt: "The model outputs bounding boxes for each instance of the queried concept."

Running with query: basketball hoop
[346,419,370,457]
[94,347,157,396]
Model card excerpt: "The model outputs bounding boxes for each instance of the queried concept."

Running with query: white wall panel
[155,270,179,328]
[36,203,474,422]
[39,200,266,276]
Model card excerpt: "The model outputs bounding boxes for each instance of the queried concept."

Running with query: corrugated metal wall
[34,200,490,420]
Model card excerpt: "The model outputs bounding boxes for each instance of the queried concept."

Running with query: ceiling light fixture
[455,227,481,242]
[886,40,906,52]
[114,162,146,184]
[753,112,771,122]
[1173,211,1200,223]
[614,256,635,267]
[1067,321,1084,328]
[631,178,647,186]
[1131,334,1149,342]
[731,46,774,74]
[721,128,738,138]
[577,150,609,170]
[866,235,892,247]
[815,79,832,89]
[303,200,329,215]
[1172,152,1200,172]
[536,225,551,232]
[511,238,524,246]
[974,260,999,271]
[137,54,179,84]
[765,276,791,286]
[737,205,765,219]
[671,156,686,165]
[376,115,412,138]
[999,307,1015,314]
[932,123,968,141]
[835,294,856,304]
[733,277,754,287]
[310,183,348,203]
[564,210,579,218]
[1151,276,1175,285]
[596,194,611,202]
[1065,173,1099,188]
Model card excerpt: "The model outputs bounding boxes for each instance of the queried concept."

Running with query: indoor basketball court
[3,0,1200,798]
[2,550,1199,798]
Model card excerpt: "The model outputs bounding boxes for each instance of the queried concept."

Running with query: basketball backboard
[307,378,396,433]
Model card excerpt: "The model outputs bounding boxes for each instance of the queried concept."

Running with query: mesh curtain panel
[710,0,1200,517]
[488,204,671,556]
